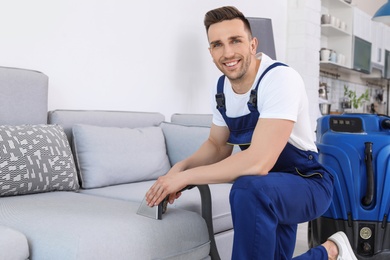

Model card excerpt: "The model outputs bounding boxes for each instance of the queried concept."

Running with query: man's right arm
[170,123,233,173]
[163,123,232,204]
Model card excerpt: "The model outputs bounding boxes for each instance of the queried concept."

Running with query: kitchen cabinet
[365,25,390,79]
[371,22,385,68]
[385,28,390,79]
[353,8,371,42]
[386,27,390,51]
[383,26,390,66]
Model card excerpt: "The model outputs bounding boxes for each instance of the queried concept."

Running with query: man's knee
[230,175,270,207]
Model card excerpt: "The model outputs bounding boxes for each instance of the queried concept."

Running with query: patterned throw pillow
[0,125,79,196]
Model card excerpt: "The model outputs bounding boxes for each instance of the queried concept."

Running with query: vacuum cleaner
[308,114,390,260]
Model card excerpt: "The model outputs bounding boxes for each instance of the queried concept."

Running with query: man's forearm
[175,138,233,171]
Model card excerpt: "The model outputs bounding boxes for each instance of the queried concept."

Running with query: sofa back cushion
[170,113,212,127]
[48,110,165,145]
[0,125,79,196]
[160,122,210,166]
[72,124,171,189]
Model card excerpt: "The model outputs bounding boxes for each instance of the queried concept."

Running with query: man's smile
[223,59,240,68]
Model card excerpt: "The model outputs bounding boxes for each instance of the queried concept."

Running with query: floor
[293,222,309,257]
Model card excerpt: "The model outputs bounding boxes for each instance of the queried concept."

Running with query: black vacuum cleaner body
[309,114,390,260]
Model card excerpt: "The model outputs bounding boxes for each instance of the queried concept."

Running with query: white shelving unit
[321,24,350,36]
[320,0,354,69]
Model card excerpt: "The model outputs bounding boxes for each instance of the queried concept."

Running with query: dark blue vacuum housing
[309,114,390,260]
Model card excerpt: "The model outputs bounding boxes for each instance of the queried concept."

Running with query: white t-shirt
[211,53,317,152]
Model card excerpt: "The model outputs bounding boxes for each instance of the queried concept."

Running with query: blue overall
[215,63,334,259]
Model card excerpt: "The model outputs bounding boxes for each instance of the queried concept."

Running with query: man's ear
[251,37,258,54]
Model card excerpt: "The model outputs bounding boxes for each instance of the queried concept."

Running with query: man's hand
[145,170,187,207]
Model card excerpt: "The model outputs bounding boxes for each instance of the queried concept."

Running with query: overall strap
[248,62,288,111]
[215,62,288,114]
[215,75,227,119]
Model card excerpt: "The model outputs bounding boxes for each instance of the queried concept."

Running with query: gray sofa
[0,66,233,260]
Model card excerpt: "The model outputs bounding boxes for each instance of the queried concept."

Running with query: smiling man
[145,6,357,260]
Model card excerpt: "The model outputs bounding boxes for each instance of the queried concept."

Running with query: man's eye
[212,43,222,48]
[232,39,241,44]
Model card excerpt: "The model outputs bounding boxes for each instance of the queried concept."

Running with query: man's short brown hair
[204,6,252,37]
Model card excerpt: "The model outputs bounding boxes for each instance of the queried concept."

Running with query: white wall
[286,0,322,133]
[0,0,288,119]
[353,0,387,16]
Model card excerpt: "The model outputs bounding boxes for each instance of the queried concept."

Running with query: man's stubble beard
[220,54,251,82]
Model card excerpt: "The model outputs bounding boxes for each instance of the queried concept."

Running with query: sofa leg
[197,185,221,260]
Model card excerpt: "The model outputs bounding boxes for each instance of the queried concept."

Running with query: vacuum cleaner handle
[161,185,196,214]
[362,142,374,206]
[179,185,195,192]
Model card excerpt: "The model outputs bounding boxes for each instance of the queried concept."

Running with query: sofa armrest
[0,225,29,260]
[197,185,221,260]
[0,66,48,125]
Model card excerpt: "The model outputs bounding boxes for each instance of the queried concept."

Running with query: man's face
[208,19,257,81]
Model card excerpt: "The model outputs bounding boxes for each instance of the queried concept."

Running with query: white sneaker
[328,231,358,260]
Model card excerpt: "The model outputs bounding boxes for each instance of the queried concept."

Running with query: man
[146,6,357,260]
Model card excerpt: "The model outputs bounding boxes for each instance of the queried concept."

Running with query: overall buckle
[215,93,226,109]
[249,89,257,108]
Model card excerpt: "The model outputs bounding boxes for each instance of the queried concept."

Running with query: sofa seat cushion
[72,124,171,189]
[0,225,29,260]
[80,181,233,234]
[0,124,79,197]
[0,192,210,260]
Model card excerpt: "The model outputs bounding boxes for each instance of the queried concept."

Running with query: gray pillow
[72,124,171,189]
[0,124,79,196]
[160,122,210,166]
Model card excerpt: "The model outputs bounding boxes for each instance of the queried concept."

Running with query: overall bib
[215,63,334,260]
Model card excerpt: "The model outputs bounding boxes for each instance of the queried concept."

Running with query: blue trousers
[230,171,333,260]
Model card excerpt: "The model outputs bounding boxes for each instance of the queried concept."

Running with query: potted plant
[341,85,370,112]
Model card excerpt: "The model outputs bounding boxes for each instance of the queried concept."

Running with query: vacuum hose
[362,142,374,206]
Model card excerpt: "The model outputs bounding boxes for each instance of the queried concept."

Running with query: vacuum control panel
[329,116,364,133]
